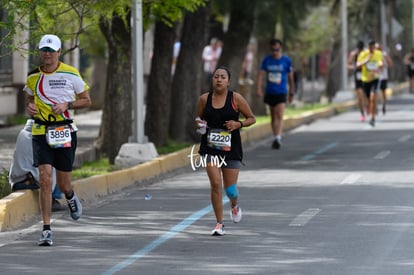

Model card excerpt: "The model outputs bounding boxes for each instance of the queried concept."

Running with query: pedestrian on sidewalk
[196,66,256,236]
[256,38,294,149]
[24,34,91,246]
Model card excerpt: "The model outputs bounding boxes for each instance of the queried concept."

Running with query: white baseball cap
[39,34,61,51]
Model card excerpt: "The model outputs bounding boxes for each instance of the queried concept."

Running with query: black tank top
[198,91,243,161]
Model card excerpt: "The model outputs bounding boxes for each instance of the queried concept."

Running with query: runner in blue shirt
[256,39,294,149]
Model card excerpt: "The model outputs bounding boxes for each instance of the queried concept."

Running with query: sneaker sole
[38,240,53,246]
[71,214,81,220]
[231,208,242,223]
[211,230,225,236]
[272,140,280,150]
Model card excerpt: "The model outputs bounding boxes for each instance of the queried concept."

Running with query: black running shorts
[264,93,287,107]
[32,132,77,172]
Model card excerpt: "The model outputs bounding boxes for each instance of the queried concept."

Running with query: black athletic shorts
[32,132,77,172]
[407,65,414,77]
[379,79,387,91]
[264,93,287,107]
[355,79,363,89]
[363,79,379,98]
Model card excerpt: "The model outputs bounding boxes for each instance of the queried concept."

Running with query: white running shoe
[211,223,225,236]
[230,205,242,223]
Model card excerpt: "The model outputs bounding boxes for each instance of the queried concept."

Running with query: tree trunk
[325,38,341,102]
[169,6,209,142]
[218,0,256,92]
[97,14,132,164]
[89,56,107,110]
[251,38,270,116]
[145,21,176,147]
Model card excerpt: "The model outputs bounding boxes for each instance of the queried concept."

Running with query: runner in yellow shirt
[356,40,383,126]
[24,34,91,246]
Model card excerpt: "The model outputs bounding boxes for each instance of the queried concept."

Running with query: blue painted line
[301,142,338,161]
[102,197,229,275]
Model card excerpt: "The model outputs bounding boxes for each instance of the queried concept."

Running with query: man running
[256,38,294,149]
[356,40,383,127]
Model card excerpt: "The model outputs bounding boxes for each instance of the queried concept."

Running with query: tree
[1,0,205,163]
[218,0,256,91]
[144,21,176,147]
[97,11,132,162]
[144,0,206,147]
[169,4,210,142]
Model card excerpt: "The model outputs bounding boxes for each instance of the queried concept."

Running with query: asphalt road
[0,93,414,275]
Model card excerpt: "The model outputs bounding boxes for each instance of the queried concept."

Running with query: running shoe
[272,138,281,150]
[382,105,386,115]
[230,205,242,223]
[360,115,366,122]
[211,223,225,236]
[38,230,53,246]
[369,119,375,127]
[66,192,82,220]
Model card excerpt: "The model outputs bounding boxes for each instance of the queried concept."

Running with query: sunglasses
[40,47,57,53]
[271,48,281,52]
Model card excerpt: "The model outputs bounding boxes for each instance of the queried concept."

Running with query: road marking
[374,150,390,159]
[102,197,229,275]
[301,142,338,161]
[340,173,361,185]
[398,134,411,143]
[289,208,321,227]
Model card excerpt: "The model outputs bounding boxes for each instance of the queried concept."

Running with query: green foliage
[157,140,192,155]
[285,103,330,117]
[0,169,11,199]
[293,6,336,57]
[72,157,115,180]
[145,0,206,28]
[1,0,206,59]
[253,0,323,43]
[254,102,331,125]
[6,115,29,126]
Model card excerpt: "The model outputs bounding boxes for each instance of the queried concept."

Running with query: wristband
[68,102,74,109]
[238,120,243,128]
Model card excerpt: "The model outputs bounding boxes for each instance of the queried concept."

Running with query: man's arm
[26,95,38,116]
[69,90,92,109]
[52,90,92,115]
[256,70,265,97]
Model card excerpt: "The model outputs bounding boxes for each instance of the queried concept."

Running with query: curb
[0,84,406,231]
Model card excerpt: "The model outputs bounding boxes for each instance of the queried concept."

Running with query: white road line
[340,173,361,185]
[374,150,390,159]
[289,208,321,227]
[398,134,411,143]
